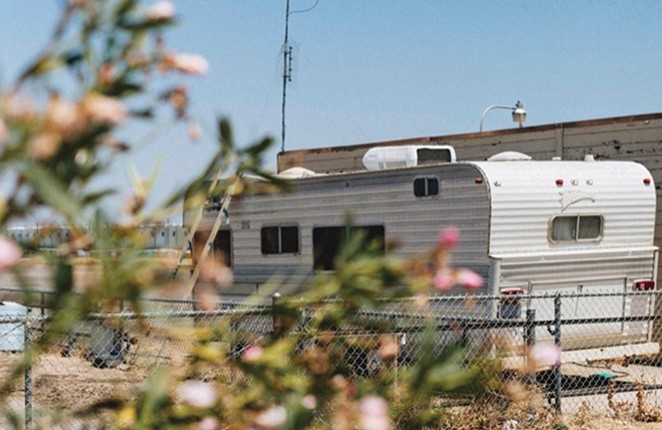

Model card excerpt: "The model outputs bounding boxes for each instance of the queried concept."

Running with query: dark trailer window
[413,177,439,197]
[192,229,233,267]
[261,226,300,254]
[313,225,385,270]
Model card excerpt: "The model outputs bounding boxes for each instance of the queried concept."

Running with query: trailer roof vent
[277,166,319,179]
[487,151,532,161]
[362,145,456,171]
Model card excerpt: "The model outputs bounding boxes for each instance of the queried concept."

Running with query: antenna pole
[281,0,291,153]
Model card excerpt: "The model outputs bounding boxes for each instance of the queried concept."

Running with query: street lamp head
[511,100,526,128]
[479,100,527,132]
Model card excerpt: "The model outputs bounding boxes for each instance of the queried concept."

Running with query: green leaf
[103,81,145,97]
[53,258,74,295]
[244,136,273,157]
[136,370,172,428]
[129,107,154,118]
[62,48,84,66]
[218,117,234,154]
[82,189,116,205]
[21,161,86,222]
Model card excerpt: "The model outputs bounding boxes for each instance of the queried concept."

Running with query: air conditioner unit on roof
[362,145,456,171]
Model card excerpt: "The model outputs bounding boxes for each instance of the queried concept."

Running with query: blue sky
[1,1,662,220]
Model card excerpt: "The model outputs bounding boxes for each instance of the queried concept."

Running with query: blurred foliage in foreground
[0,1,565,429]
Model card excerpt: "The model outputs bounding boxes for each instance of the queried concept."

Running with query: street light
[479,100,527,132]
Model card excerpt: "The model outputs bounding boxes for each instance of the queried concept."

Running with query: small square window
[261,226,299,254]
[261,227,280,254]
[428,178,439,195]
[551,215,602,242]
[280,226,299,253]
[578,216,602,240]
[414,178,426,197]
[413,177,439,197]
[551,217,576,241]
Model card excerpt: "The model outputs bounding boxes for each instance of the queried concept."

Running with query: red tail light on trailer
[633,279,655,291]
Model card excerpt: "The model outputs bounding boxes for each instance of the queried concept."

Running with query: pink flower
[199,417,221,430]
[28,132,61,160]
[3,94,37,122]
[438,227,460,249]
[0,236,21,269]
[177,380,217,408]
[530,343,562,367]
[359,395,391,430]
[433,269,453,291]
[241,345,263,362]
[0,118,7,144]
[161,52,209,75]
[47,95,81,133]
[255,405,287,429]
[188,121,202,141]
[82,94,127,125]
[301,394,317,410]
[146,1,175,22]
[455,269,484,289]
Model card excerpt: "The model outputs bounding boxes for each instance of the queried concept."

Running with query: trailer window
[213,229,232,267]
[577,216,602,240]
[413,177,439,197]
[313,225,385,270]
[550,215,603,242]
[261,226,299,254]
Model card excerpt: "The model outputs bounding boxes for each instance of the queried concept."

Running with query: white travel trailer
[187,148,659,358]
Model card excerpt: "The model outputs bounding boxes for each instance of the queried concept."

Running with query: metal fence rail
[1,290,662,428]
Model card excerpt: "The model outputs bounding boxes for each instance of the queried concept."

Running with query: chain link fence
[1,289,662,428]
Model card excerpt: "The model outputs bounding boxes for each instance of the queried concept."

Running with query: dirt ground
[0,352,147,410]
[2,352,662,429]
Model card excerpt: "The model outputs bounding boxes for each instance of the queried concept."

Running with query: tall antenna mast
[280,0,292,153]
[280,0,319,153]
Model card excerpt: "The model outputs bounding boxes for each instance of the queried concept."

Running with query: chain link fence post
[272,292,283,337]
[524,308,537,387]
[553,293,562,411]
[24,316,32,429]
[524,308,536,347]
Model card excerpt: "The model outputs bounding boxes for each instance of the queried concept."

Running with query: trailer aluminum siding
[225,163,490,292]
[475,159,658,349]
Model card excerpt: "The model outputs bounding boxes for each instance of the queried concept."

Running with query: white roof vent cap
[487,151,532,161]
[277,166,318,179]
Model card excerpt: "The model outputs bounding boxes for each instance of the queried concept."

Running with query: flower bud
[455,269,484,289]
[241,345,263,362]
[255,405,287,429]
[359,395,391,430]
[177,380,217,409]
[0,236,21,270]
[81,94,127,125]
[438,226,460,249]
[0,119,7,144]
[146,1,175,22]
[160,52,209,75]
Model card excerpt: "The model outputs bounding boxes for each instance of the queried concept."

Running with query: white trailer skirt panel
[494,247,657,350]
